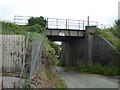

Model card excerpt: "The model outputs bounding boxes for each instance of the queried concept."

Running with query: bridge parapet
[46,18,98,30]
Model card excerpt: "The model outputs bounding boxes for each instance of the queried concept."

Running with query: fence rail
[46,18,98,30]
[14,15,98,30]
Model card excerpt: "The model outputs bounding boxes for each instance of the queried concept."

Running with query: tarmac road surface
[56,66,119,88]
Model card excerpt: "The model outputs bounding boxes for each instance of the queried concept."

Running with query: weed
[45,68,53,80]
[57,61,65,67]
[57,79,66,89]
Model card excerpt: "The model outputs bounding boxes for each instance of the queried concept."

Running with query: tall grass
[64,62,120,75]
[45,68,53,80]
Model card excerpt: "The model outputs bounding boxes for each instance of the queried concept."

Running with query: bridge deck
[45,18,98,41]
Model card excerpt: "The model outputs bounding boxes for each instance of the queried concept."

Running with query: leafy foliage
[29,24,46,33]
[28,16,47,27]
[49,42,59,53]
[43,38,58,65]
[97,28,120,51]
[114,19,120,38]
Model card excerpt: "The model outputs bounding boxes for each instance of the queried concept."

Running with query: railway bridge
[45,18,97,66]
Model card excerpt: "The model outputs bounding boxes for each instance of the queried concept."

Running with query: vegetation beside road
[57,61,120,75]
[57,19,120,76]
[1,16,65,88]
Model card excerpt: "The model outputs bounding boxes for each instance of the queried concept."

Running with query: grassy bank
[97,29,120,52]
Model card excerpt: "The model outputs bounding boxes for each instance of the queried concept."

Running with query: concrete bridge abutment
[61,26,97,66]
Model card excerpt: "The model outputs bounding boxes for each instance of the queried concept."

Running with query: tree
[28,16,47,27]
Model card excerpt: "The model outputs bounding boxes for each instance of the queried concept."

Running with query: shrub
[28,16,47,27]
[57,61,65,67]
[49,42,58,53]
[97,29,120,51]
[30,24,46,33]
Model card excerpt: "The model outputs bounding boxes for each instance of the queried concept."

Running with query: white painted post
[118,1,120,19]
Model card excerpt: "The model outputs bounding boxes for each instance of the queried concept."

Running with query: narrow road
[56,66,119,88]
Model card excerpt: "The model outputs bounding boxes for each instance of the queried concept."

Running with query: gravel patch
[0,76,24,88]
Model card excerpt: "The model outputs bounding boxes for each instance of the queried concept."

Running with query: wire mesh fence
[1,21,45,88]
[19,32,44,87]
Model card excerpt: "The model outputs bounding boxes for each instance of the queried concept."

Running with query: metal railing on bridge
[46,18,98,30]
[14,15,98,30]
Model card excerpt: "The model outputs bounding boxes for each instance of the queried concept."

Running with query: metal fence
[19,32,44,87]
[14,15,98,30]
[14,15,32,25]
[46,18,98,30]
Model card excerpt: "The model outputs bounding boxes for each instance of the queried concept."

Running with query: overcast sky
[0,0,120,26]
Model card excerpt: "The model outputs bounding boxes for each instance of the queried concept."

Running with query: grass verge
[45,68,53,80]
[57,78,66,89]
[57,61,120,75]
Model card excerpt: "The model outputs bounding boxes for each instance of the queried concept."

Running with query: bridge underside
[46,26,97,66]
[47,36,85,41]
[46,28,85,37]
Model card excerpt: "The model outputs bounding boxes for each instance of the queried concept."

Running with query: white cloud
[0,0,120,25]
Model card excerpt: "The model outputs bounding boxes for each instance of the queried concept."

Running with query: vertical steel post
[14,15,15,24]
[68,19,69,29]
[79,20,80,30]
[47,18,48,28]
[37,34,44,78]
[66,19,67,29]
[83,20,84,30]
[56,19,58,29]
[19,32,30,87]
[87,16,89,26]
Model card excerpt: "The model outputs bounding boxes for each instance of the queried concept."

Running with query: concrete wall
[56,26,120,66]
[61,26,96,66]
[92,35,120,66]
[61,36,88,66]
[61,34,120,66]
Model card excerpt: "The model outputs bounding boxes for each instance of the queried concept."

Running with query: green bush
[49,42,58,53]
[28,16,47,27]
[57,61,65,67]
[88,30,100,35]
[97,29,120,51]
[30,24,46,33]
[52,55,58,65]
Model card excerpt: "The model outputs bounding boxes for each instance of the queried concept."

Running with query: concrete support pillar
[61,37,88,66]
[61,26,97,66]
[87,35,93,62]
